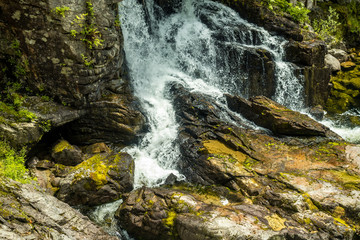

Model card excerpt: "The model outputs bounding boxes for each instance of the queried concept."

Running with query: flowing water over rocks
[111,0,360,239]
[119,0,306,188]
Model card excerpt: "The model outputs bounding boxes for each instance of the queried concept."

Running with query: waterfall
[119,0,307,187]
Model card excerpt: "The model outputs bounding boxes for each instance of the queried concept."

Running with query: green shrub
[312,6,342,43]
[262,0,310,24]
[0,141,32,183]
[53,6,70,18]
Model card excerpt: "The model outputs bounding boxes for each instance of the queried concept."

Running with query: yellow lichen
[53,140,74,153]
[163,210,177,227]
[265,214,286,231]
[73,154,112,187]
[203,140,247,163]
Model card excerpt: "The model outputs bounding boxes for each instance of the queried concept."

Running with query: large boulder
[226,95,341,138]
[325,54,341,72]
[30,141,135,206]
[55,151,134,206]
[0,178,117,240]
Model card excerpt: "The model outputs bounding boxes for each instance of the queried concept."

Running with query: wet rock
[154,0,182,15]
[51,140,83,166]
[329,49,349,63]
[309,105,325,121]
[302,66,332,107]
[170,84,354,192]
[341,61,357,71]
[285,40,326,67]
[0,178,117,240]
[325,54,341,72]
[56,151,134,206]
[226,95,341,138]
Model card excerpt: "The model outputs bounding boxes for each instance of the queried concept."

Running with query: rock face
[285,40,327,68]
[0,96,85,149]
[226,95,341,138]
[0,0,145,145]
[0,178,117,240]
[0,0,122,106]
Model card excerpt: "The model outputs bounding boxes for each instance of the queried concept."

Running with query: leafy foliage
[71,0,104,50]
[53,6,70,18]
[0,141,32,183]
[312,7,342,44]
[262,0,310,24]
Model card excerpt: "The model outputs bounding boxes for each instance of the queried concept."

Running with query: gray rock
[0,178,117,240]
[325,54,341,72]
[329,49,349,63]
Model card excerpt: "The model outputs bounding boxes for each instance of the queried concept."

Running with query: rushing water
[119,0,306,188]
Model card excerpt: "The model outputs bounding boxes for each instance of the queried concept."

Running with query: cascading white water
[119,0,308,187]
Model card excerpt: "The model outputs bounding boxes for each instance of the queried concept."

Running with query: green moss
[73,154,115,187]
[0,141,33,183]
[53,140,74,153]
[163,210,177,227]
[53,6,70,18]
[329,170,360,190]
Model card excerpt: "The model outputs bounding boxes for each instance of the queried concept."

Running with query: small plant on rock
[312,6,342,44]
[53,6,70,18]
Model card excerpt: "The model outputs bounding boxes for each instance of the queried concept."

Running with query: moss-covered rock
[51,140,83,166]
[326,60,360,113]
[55,151,134,206]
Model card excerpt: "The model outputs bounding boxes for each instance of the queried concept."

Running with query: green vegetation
[71,0,104,50]
[316,1,360,46]
[53,6,70,18]
[262,0,310,24]
[81,54,94,68]
[312,7,342,44]
[0,141,32,183]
